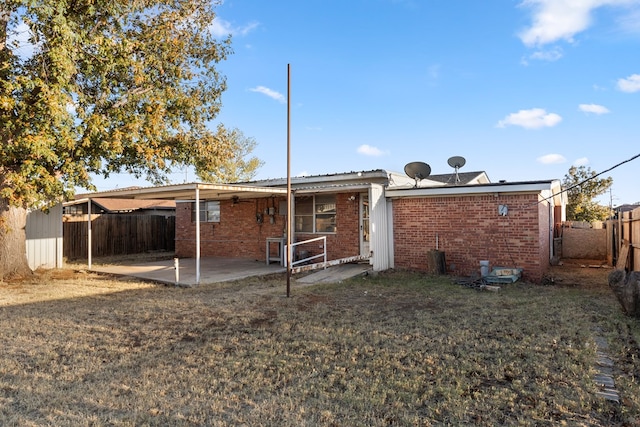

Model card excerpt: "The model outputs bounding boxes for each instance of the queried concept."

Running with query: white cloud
[617,74,640,92]
[249,86,286,103]
[496,108,562,129]
[523,46,564,64]
[578,103,610,114]
[518,0,639,47]
[574,157,590,166]
[210,18,259,38]
[616,7,640,33]
[357,144,387,156]
[537,154,566,164]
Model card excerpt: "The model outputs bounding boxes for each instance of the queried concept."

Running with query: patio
[89,256,372,287]
[90,257,286,286]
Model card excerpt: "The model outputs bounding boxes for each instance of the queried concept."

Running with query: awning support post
[87,198,92,270]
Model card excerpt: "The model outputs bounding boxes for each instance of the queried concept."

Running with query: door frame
[359,192,370,257]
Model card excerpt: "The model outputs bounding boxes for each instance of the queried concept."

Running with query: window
[295,195,336,233]
[191,201,220,223]
[63,205,83,215]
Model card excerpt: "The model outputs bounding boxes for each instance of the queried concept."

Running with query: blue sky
[93,1,640,205]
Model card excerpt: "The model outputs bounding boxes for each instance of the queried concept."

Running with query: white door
[360,193,370,256]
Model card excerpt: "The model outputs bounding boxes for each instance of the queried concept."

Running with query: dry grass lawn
[1,262,640,426]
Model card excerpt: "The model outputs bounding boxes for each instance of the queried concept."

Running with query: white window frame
[192,200,220,223]
[295,194,336,233]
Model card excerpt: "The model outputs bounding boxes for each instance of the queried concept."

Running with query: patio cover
[80,182,288,202]
[74,183,289,284]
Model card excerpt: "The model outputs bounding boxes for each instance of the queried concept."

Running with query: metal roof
[73,182,288,201]
[64,197,176,212]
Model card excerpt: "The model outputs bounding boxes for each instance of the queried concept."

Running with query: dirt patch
[543,258,613,289]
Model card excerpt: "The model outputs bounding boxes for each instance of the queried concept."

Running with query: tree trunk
[0,198,32,280]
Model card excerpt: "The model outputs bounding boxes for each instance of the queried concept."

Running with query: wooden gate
[615,207,640,271]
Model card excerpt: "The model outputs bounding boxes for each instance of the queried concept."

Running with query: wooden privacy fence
[64,214,175,260]
[616,207,640,271]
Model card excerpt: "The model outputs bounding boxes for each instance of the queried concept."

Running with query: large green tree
[196,127,264,183]
[0,0,234,278]
[562,165,613,222]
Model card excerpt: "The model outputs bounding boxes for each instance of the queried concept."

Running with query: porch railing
[287,236,327,268]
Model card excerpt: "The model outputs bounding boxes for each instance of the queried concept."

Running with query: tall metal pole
[286,63,292,297]
[195,186,201,285]
[87,198,92,270]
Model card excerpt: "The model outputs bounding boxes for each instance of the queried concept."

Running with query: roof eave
[386,180,562,198]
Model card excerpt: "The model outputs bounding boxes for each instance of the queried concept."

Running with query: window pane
[315,195,336,214]
[295,215,313,232]
[295,197,313,214]
[316,214,336,233]
[206,201,220,222]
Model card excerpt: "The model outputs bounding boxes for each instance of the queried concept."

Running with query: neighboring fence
[64,214,175,260]
[560,222,608,260]
[26,204,64,270]
[616,207,640,271]
[557,210,640,271]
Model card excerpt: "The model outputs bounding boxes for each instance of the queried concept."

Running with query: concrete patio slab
[91,257,286,286]
[296,263,372,285]
[90,256,372,288]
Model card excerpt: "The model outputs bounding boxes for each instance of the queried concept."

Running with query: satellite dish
[447,156,466,169]
[404,162,431,187]
[447,156,466,184]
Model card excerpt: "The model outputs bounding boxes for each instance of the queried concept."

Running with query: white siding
[369,184,389,271]
[386,200,394,269]
[26,204,63,270]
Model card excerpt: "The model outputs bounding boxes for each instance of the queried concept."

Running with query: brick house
[175,170,409,272]
[386,180,565,282]
[78,169,565,283]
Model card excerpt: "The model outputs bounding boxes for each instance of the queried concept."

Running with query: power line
[539,152,640,205]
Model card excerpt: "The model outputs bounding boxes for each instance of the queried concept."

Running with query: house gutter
[294,183,375,194]
[385,180,562,199]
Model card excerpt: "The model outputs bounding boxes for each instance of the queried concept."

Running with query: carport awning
[74,182,289,286]
[75,182,288,201]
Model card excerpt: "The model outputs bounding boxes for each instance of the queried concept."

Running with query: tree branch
[112,87,153,109]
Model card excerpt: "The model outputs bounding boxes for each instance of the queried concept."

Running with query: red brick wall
[294,193,361,261]
[175,193,361,262]
[392,193,551,282]
[176,197,287,261]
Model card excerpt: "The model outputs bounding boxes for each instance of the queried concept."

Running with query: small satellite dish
[447,156,466,169]
[404,162,431,187]
[447,156,466,184]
